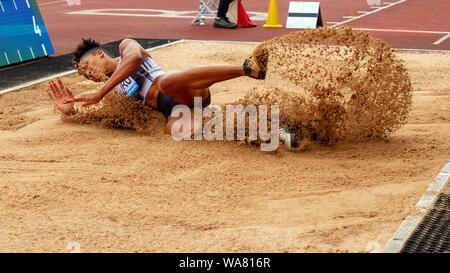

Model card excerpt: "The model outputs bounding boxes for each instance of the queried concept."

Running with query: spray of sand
[61,92,166,134]
[245,27,413,144]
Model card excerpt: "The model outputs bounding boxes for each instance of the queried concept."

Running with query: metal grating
[401,190,450,253]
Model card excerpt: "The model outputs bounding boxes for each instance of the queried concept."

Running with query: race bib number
[117,77,139,97]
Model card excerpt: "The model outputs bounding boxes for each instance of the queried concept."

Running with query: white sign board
[286,2,323,29]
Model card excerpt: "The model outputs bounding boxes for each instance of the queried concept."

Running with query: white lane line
[30,47,35,59]
[4,52,9,64]
[357,11,369,14]
[13,0,17,10]
[66,8,268,21]
[41,44,48,55]
[17,49,22,61]
[26,0,30,8]
[433,33,450,45]
[0,1,4,12]
[334,0,407,26]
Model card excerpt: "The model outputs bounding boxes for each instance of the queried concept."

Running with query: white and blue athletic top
[115,57,165,103]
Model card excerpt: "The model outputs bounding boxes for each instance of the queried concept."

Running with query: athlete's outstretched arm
[96,39,145,98]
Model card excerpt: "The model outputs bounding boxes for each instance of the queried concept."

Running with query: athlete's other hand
[63,89,103,107]
[48,78,76,115]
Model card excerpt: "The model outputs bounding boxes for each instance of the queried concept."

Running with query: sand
[0,40,449,252]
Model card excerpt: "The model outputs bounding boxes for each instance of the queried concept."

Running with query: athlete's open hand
[63,90,103,107]
[48,78,76,115]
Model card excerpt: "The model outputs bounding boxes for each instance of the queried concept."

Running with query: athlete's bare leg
[157,65,245,107]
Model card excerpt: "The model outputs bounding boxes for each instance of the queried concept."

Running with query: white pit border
[383,161,450,253]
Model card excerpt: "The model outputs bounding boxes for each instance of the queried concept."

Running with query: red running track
[36,0,450,55]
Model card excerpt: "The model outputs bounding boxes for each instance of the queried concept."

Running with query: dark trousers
[217,0,234,18]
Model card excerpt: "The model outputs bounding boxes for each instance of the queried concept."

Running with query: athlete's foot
[279,125,298,148]
[243,56,266,80]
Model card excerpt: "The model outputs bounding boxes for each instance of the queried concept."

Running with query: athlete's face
[78,50,111,82]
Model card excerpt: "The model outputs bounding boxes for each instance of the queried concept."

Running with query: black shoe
[213,17,238,29]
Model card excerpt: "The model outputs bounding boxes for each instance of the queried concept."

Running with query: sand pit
[0,40,449,252]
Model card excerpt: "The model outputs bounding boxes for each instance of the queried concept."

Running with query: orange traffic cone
[237,0,256,27]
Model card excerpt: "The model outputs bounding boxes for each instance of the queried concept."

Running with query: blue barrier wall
[0,0,54,67]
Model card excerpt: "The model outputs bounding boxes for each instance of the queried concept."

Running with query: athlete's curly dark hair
[72,38,101,69]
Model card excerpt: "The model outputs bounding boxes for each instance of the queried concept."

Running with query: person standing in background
[214,0,238,29]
